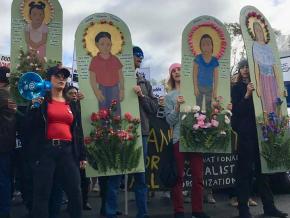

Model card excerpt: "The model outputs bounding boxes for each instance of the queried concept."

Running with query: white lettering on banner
[204,164,235,176]
[204,178,236,187]
[183,154,238,189]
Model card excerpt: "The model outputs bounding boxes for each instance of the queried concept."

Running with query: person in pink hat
[165,63,210,218]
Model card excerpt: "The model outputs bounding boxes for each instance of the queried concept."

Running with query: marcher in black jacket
[64,85,92,211]
[231,60,287,218]
[25,66,85,218]
[0,89,16,153]
[0,89,16,218]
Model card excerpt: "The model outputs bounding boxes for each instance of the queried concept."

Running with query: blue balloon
[18,72,51,104]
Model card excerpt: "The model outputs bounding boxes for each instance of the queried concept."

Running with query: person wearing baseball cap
[25,64,85,218]
[46,66,70,80]
[133,46,144,69]
[132,45,158,218]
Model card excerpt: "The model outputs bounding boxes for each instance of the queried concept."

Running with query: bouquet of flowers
[259,98,290,169]
[84,100,142,173]
[180,97,232,151]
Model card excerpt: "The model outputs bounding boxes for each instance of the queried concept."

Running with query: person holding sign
[25,1,48,60]
[231,59,287,218]
[193,34,219,112]
[165,63,210,218]
[133,46,158,218]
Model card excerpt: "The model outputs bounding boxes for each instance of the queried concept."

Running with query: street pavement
[11,191,290,218]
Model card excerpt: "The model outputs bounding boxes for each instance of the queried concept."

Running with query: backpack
[158,140,178,188]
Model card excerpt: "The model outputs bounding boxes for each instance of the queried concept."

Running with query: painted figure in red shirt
[89,32,124,115]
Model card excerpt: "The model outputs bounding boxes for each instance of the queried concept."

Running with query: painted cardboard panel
[75,13,144,177]
[240,6,290,173]
[10,0,62,104]
[180,16,232,153]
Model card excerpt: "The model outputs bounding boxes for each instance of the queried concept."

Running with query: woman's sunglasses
[134,52,144,59]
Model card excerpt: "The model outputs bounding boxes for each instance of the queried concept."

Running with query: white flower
[192,105,200,113]
[43,57,47,62]
[224,110,232,116]
[27,56,31,59]
[224,115,230,124]
[220,131,226,135]
[181,114,187,120]
[6,73,10,78]
[194,113,200,118]
[30,63,33,66]
[183,105,192,113]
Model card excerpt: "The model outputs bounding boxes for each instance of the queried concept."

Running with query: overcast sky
[1,0,289,81]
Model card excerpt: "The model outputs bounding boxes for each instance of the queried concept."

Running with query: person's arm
[71,101,86,166]
[89,70,105,102]
[137,81,159,115]
[193,63,199,96]
[0,108,16,144]
[24,98,43,142]
[213,67,218,99]
[164,93,179,126]
[119,68,125,101]
[231,83,253,117]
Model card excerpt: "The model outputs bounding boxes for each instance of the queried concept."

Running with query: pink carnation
[211,119,219,127]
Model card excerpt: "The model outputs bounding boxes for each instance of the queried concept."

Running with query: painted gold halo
[20,0,54,25]
[188,21,227,59]
[246,11,270,44]
[83,21,125,57]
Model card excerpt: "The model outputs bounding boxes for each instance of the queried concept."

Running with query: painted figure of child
[25,1,48,60]
[193,34,219,112]
[89,32,124,115]
[252,21,282,114]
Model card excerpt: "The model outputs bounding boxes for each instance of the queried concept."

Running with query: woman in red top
[25,66,86,218]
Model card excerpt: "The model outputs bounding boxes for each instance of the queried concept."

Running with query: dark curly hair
[29,1,46,15]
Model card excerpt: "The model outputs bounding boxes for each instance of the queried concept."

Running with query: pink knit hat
[169,63,181,74]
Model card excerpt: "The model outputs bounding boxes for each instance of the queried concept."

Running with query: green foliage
[180,110,231,152]
[258,112,290,170]
[180,97,232,152]
[180,112,231,152]
[85,101,142,174]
